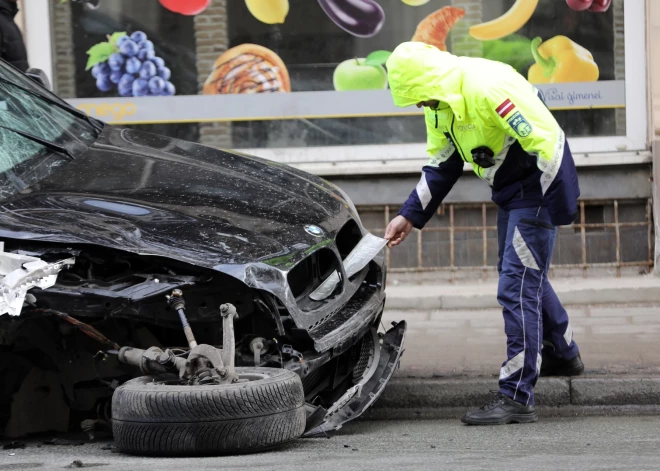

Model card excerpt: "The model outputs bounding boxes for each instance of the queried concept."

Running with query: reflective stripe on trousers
[496,206,579,405]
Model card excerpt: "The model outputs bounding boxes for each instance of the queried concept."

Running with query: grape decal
[86,31,175,97]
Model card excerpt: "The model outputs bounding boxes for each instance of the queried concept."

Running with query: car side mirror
[25,68,52,91]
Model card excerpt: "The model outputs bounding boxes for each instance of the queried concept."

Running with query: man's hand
[385,215,413,248]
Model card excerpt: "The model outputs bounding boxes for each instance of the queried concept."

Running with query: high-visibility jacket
[386,42,579,228]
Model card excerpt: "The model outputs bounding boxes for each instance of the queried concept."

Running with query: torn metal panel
[45,274,196,301]
[0,251,74,316]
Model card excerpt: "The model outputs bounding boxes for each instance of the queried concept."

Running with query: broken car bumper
[303,319,407,436]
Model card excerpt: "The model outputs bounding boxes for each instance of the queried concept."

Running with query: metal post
[653,139,660,276]
[648,199,653,271]
[417,225,423,270]
[614,200,621,277]
[384,205,391,272]
[580,201,587,278]
[482,203,488,278]
[449,205,455,282]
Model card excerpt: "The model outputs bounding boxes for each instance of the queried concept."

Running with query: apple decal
[333,50,391,91]
[333,58,387,91]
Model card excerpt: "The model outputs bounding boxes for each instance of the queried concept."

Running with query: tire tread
[112,367,303,423]
[113,408,306,456]
[111,367,306,456]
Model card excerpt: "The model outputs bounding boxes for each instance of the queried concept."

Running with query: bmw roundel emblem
[305,225,324,237]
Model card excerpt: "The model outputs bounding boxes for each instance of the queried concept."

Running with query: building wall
[651,0,660,274]
[651,0,660,137]
[450,0,483,58]
[50,2,76,98]
[193,0,232,149]
[12,0,656,277]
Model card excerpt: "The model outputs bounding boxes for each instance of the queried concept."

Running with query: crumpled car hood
[0,126,352,269]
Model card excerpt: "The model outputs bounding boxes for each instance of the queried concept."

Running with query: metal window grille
[358,199,653,280]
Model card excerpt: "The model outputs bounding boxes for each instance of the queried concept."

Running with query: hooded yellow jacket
[386,42,579,228]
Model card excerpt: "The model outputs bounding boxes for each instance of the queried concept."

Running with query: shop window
[49,0,634,152]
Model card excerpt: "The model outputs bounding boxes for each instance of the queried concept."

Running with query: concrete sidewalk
[382,303,660,377]
[382,276,660,376]
[385,275,660,310]
[372,275,660,418]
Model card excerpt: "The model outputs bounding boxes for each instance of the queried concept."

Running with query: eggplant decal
[59,0,101,9]
[318,0,385,38]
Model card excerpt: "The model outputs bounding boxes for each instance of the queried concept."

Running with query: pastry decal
[203,44,291,94]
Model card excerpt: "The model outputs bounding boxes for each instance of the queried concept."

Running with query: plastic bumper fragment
[303,320,407,437]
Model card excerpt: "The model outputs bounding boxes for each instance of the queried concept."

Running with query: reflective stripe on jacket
[386,42,580,228]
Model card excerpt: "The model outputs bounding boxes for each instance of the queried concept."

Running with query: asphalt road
[2,416,660,471]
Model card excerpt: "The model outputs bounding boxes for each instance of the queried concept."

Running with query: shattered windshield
[0,60,102,200]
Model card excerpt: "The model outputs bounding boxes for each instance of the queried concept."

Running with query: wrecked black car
[0,60,406,455]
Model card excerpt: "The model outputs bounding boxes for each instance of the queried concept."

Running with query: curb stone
[366,376,660,419]
[373,378,570,409]
[362,405,660,421]
[571,378,660,406]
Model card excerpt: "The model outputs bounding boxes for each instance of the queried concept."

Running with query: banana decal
[469,0,539,41]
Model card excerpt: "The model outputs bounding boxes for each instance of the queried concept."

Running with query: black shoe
[461,392,537,425]
[540,351,584,377]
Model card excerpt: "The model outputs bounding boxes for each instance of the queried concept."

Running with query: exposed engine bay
[0,67,407,451]
[0,239,405,440]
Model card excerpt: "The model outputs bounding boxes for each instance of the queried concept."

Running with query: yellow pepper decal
[527,36,599,84]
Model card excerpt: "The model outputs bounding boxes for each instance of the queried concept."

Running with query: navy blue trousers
[497,206,580,405]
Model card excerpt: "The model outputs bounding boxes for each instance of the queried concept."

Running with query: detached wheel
[111,367,306,456]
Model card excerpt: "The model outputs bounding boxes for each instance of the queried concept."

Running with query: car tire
[111,367,306,456]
